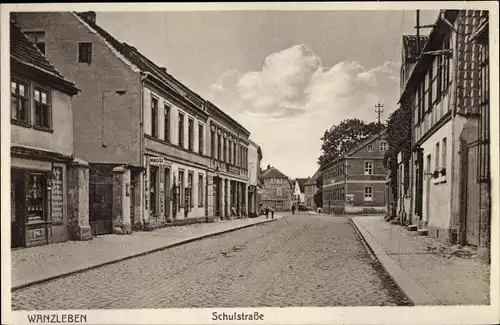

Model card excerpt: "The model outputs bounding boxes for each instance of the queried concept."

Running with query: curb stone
[12,218,278,291]
[350,218,441,306]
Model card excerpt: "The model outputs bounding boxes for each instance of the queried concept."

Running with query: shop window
[198,174,204,207]
[11,79,30,123]
[150,166,158,215]
[179,170,184,208]
[188,172,193,208]
[34,87,51,129]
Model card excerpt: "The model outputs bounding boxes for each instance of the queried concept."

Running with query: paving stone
[12,214,410,310]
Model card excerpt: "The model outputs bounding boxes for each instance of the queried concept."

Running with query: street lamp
[101,89,127,147]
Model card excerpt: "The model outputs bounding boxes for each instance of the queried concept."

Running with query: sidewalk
[11,216,280,290]
[352,216,490,305]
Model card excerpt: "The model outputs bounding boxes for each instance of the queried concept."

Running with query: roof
[296,178,309,192]
[399,10,460,104]
[305,168,321,186]
[402,35,429,63]
[261,166,289,179]
[10,20,78,94]
[323,130,387,169]
[73,12,205,110]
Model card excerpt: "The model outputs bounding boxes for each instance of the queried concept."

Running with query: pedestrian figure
[271,207,275,219]
[265,206,269,219]
[231,205,236,219]
[242,204,247,219]
[291,204,296,215]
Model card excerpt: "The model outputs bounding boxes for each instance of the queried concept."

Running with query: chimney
[160,67,167,74]
[267,164,270,170]
[80,11,96,24]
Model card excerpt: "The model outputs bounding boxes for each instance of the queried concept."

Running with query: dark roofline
[206,101,251,136]
[399,10,459,104]
[322,130,386,170]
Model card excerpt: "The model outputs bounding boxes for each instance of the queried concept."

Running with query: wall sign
[148,157,171,166]
[51,167,63,223]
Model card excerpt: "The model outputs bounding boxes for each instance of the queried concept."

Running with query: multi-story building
[10,20,84,248]
[260,165,293,212]
[304,169,321,210]
[13,11,250,235]
[206,101,250,219]
[292,178,308,207]
[399,10,489,255]
[247,140,263,217]
[322,131,388,214]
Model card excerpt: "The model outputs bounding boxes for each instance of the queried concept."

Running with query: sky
[97,10,438,178]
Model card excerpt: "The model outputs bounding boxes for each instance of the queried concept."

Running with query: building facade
[10,20,85,248]
[292,178,308,207]
[13,11,251,236]
[399,10,490,257]
[206,102,250,220]
[248,140,263,217]
[323,132,388,214]
[304,169,320,210]
[260,166,293,212]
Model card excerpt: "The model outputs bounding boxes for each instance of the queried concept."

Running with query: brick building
[323,132,388,214]
[304,169,320,210]
[10,20,85,248]
[260,165,293,212]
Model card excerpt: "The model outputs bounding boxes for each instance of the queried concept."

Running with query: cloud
[207,44,400,177]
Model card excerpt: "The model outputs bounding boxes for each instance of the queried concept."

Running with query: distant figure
[271,207,275,219]
[231,205,236,219]
[242,204,247,219]
[291,204,296,215]
[265,207,269,219]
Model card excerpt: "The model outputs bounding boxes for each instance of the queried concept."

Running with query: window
[25,31,46,55]
[198,174,204,207]
[178,113,184,147]
[379,141,387,152]
[277,188,282,196]
[179,170,184,208]
[435,142,440,170]
[11,79,29,123]
[364,187,373,201]
[34,88,51,128]
[164,103,171,143]
[78,42,92,63]
[217,133,221,160]
[188,172,193,208]
[150,166,159,215]
[442,34,451,94]
[364,161,373,175]
[198,123,204,154]
[441,138,447,169]
[151,97,158,138]
[367,145,373,152]
[223,137,227,162]
[229,139,232,164]
[188,118,194,151]
[233,142,237,166]
[210,128,215,158]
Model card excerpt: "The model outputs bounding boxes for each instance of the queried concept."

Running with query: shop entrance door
[89,165,113,236]
[11,170,25,248]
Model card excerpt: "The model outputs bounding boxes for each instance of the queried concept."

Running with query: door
[215,177,221,217]
[464,143,480,246]
[424,154,431,225]
[11,169,25,248]
[164,168,171,221]
[89,165,113,236]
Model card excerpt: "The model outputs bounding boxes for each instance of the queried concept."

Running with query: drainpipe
[139,73,146,227]
[448,12,460,242]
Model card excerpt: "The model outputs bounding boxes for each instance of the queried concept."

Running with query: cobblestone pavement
[12,214,411,309]
[353,216,490,305]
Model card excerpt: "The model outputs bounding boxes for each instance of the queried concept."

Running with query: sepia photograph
[1,2,499,325]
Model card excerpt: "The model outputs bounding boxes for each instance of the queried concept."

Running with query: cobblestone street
[12,214,411,310]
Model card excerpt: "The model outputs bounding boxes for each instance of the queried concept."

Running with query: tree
[313,171,323,208]
[384,104,412,212]
[318,118,385,169]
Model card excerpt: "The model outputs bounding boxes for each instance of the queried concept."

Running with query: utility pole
[375,103,384,125]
